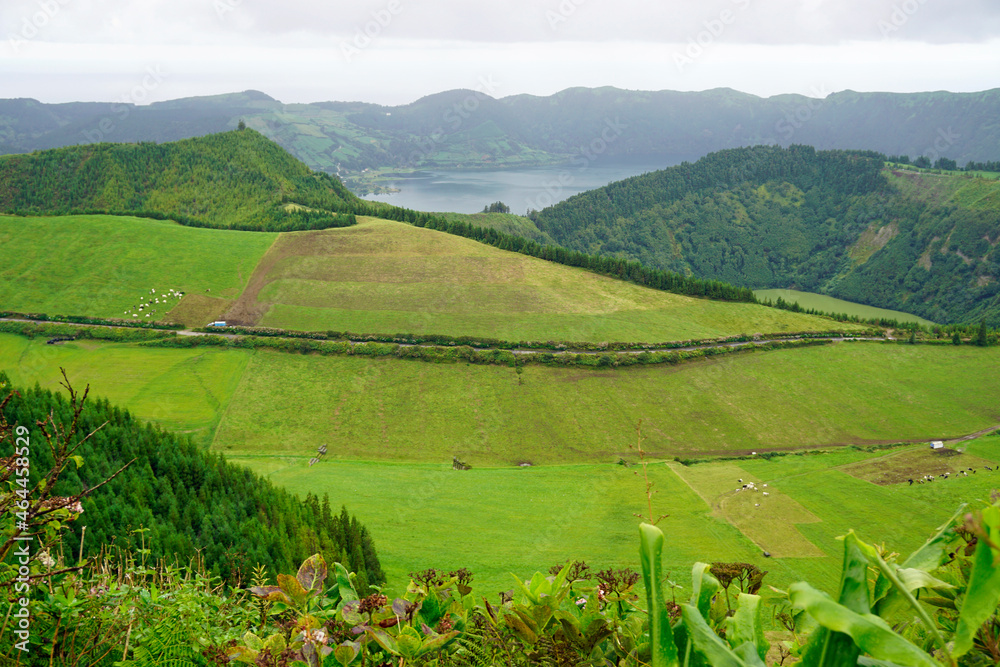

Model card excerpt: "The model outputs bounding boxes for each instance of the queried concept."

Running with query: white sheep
[763,492,770,497]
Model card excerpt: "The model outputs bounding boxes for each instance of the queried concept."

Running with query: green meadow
[754,288,937,326]
[230,437,1000,597]
[246,218,855,341]
[0,215,275,319]
[211,342,1000,464]
[1,331,998,597]
[0,333,248,445]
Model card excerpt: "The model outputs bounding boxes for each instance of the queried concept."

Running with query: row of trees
[888,154,1000,172]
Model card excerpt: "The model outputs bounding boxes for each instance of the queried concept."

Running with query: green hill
[0,214,851,340]
[533,145,1000,324]
[0,129,359,230]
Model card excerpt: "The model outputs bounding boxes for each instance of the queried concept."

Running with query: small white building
[930,441,945,450]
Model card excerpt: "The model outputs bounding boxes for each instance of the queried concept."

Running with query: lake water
[361,158,685,215]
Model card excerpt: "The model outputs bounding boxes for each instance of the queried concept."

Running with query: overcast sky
[2,0,999,106]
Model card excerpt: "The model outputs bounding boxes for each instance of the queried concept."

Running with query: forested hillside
[0,128,358,230]
[0,373,384,589]
[533,145,1000,325]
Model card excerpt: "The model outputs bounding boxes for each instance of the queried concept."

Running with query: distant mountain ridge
[2,87,998,181]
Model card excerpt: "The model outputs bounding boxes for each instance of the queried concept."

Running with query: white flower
[39,550,56,568]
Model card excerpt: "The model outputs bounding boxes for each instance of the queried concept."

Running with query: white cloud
[1,0,998,103]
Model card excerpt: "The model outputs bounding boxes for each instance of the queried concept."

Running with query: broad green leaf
[724,594,769,663]
[639,523,680,667]
[680,604,754,667]
[243,631,264,652]
[263,633,286,656]
[335,563,359,604]
[732,642,768,666]
[277,573,309,608]
[953,505,1000,658]
[296,553,327,592]
[366,627,399,656]
[415,629,460,657]
[333,642,359,667]
[899,505,966,571]
[504,612,538,644]
[874,504,966,614]
[847,532,951,662]
[395,626,423,660]
[689,562,720,618]
[788,582,939,667]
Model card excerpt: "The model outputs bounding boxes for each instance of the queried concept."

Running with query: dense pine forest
[0,129,357,231]
[0,373,384,589]
[532,145,1000,325]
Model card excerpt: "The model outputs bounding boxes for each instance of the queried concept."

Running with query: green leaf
[263,633,287,656]
[335,563,359,604]
[847,532,951,663]
[297,553,328,592]
[333,642,360,667]
[366,627,399,656]
[638,523,680,667]
[416,629,460,657]
[396,626,423,660]
[70,455,84,469]
[243,631,264,653]
[724,594,769,663]
[680,604,757,667]
[278,573,309,608]
[788,582,939,667]
[954,505,1000,658]
[689,562,720,618]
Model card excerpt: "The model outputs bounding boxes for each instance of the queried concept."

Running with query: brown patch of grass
[163,294,233,327]
[839,446,997,486]
[848,220,899,266]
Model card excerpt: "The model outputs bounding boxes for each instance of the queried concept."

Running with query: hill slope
[0,372,384,588]
[533,145,1000,324]
[0,214,847,339]
[0,129,358,230]
[2,88,999,179]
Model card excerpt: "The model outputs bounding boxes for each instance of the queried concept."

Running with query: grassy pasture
[234,217,855,342]
[0,215,275,321]
[212,343,1000,465]
[754,288,936,326]
[1,332,998,599]
[0,333,248,445]
[233,439,1000,598]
